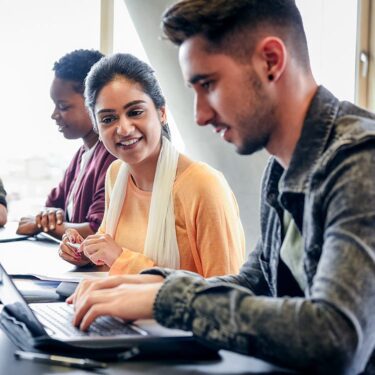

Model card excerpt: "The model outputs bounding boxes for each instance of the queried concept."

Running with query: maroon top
[46,141,116,232]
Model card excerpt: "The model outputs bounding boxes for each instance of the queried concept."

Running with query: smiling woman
[59,53,245,277]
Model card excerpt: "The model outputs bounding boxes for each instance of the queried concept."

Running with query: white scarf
[105,137,180,269]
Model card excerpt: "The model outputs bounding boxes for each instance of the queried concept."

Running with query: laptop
[0,262,205,354]
[0,222,30,243]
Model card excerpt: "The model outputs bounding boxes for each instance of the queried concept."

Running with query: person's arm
[151,148,375,374]
[0,178,8,226]
[0,204,7,227]
[51,221,95,239]
[17,209,95,239]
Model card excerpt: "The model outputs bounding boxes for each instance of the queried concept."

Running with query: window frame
[355,0,375,110]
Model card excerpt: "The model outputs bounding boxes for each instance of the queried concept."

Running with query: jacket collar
[279,86,339,194]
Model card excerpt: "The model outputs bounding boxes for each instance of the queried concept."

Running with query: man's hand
[67,276,163,331]
[67,274,165,305]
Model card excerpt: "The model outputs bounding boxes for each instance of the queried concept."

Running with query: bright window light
[296,0,358,101]
[0,0,101,220]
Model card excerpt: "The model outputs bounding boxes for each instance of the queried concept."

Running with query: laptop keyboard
[31,303,146,338]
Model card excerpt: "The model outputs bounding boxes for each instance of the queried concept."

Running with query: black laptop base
[0,308,220,362]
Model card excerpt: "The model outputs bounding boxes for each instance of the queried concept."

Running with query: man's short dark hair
[53,49,104,93]
[162,0,310,67]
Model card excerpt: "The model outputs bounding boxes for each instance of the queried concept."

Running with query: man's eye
[201,81,213,90]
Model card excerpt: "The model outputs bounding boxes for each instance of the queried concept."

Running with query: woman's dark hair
[53,49,104,94]
[85,53,170,139]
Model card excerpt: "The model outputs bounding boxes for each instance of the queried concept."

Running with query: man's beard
[237,132,270,155]
[235,70,276,155]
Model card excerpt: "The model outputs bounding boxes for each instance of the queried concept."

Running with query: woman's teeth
[120,138,139,146]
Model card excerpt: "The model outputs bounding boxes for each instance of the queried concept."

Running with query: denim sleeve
[153,147,375,375]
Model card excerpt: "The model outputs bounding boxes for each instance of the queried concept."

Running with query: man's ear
[255,37,287,82]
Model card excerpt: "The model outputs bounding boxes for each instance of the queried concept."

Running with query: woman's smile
[116,136,143,150]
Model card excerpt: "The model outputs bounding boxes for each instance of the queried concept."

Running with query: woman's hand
[68,278,163,331]
[59,228,91,266]
[81,233,123,267]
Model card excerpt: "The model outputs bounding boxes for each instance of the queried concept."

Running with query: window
[0,0,101,220]
[296,0,358,102]
[356,0,375,111]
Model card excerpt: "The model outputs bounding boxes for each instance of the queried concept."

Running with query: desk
[0,237,292,374]
[0,236,73,276]
[0,329,291,374]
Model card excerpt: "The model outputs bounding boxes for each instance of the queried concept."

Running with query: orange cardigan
[98,158,245,277]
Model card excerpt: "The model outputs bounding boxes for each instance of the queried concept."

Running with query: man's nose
[194,95,214,126]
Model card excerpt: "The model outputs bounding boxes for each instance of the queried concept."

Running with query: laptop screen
[0,263,46,337]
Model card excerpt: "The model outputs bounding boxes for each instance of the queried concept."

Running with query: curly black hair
[53,49,104,93]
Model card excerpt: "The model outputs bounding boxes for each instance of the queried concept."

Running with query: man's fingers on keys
[80,303,112,331]
[73,290,105,328]
[66,293,74,304]
[73,279,95,309]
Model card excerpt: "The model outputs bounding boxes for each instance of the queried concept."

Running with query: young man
[69,1,375,373]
